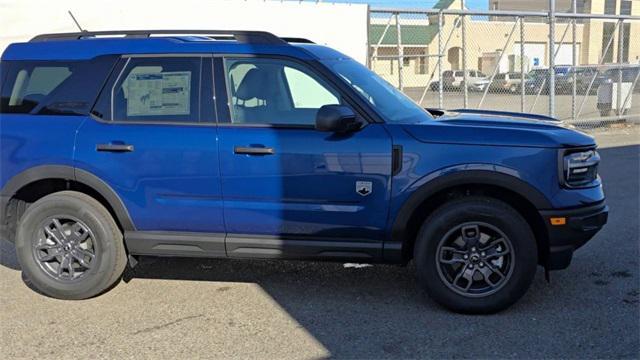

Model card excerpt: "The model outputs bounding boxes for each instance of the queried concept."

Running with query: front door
[215,57,392,260]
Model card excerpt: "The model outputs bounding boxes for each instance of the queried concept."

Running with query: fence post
[520,15,525,113]
[366,5,371,69]
[548,0,556,118]
[395,12,404,91]
[438,10,444,109]
[616,19,624,115]
[461,1,468,108]
[571,0,577,122]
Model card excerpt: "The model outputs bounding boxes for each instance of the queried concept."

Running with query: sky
[309,0,488,10]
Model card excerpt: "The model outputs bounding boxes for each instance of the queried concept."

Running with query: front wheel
[15,191,127,299]
[414,197,537,314]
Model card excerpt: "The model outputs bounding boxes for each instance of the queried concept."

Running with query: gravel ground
[1,129,638,359]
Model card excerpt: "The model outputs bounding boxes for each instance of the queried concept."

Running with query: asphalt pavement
[1,129,638,359]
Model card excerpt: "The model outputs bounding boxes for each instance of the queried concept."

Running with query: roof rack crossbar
[30,30,289,45]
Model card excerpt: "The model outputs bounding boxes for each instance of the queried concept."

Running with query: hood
[404,109,595,148]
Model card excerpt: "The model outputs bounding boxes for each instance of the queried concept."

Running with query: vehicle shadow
[0,237,20,271]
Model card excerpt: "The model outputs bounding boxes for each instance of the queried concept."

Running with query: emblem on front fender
[356,181,372,196]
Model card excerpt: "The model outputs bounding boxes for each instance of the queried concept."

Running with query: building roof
[369,24,439,46]
[368,0,454,46]
[433,0,456,10]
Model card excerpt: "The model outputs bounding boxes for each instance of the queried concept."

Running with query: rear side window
[107,57,201,123]
[0,56,116,115]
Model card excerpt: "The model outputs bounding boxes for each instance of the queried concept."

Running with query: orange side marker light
[550,217,566,226]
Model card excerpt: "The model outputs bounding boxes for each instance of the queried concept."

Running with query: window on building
[601,22,616,63]
[604,0,616,15]
[621,0,632,15]
[622,23,631,62]
[415,56,428,75]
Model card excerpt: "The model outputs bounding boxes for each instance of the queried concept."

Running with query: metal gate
[368,5,640,128]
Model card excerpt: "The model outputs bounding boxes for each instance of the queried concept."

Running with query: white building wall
[0,0,369,64]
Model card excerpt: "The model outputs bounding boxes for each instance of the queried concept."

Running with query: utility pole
[461,0,468,108]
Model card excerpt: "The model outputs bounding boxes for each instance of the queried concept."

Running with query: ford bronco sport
[0,30,608,313]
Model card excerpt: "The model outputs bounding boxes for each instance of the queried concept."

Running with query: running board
[124,231,382,261]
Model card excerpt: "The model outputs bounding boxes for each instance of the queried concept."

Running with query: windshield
[321,59,432,123]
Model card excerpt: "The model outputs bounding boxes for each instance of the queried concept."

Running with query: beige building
[489,0,632,14]
[370,0,639,87]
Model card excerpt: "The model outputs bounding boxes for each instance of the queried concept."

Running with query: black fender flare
[1,165,135,231]
[388,170,551,260]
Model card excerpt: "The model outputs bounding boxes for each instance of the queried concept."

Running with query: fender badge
[356,181,372,196]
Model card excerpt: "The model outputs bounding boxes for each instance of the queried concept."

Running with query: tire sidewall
[415,198,537,313]
[15,194,121,299]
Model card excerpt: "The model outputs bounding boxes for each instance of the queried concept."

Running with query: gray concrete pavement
[1,130,638,359]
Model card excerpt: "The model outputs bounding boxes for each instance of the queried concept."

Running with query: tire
[15,191,127,299]
[414,197,537,314]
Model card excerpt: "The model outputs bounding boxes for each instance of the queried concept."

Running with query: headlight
[560,149,600,187]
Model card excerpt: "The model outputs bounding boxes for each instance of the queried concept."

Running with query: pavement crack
[131,314,204,335]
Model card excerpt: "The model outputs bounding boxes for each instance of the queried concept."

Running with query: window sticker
[126,71,191,116]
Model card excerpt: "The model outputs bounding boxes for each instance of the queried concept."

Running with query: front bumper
[539,202,608,270]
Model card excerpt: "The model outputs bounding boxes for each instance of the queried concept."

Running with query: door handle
[96,143,135,152]
[234,146,275,155]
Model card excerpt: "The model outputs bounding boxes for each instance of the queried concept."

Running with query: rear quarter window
[0,56,117,115]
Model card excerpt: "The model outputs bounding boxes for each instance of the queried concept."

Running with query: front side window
[224,58,340,125]
[110,57,201,122]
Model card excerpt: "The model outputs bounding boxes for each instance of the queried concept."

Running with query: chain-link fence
[368,8,640,129]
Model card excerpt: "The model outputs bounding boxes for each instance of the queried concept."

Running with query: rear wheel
[414,197,537,314]
[15,191,127,299]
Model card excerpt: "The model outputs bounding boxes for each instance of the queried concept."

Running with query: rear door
[75,55,225,254]
[215,57,392,260]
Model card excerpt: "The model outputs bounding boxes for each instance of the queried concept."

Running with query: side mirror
[315,105,361,133]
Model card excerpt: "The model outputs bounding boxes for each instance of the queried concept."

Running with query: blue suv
[0,31,608,313]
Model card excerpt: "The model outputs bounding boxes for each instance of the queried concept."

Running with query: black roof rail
[280,37,315,44]
[30,30,288,45]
